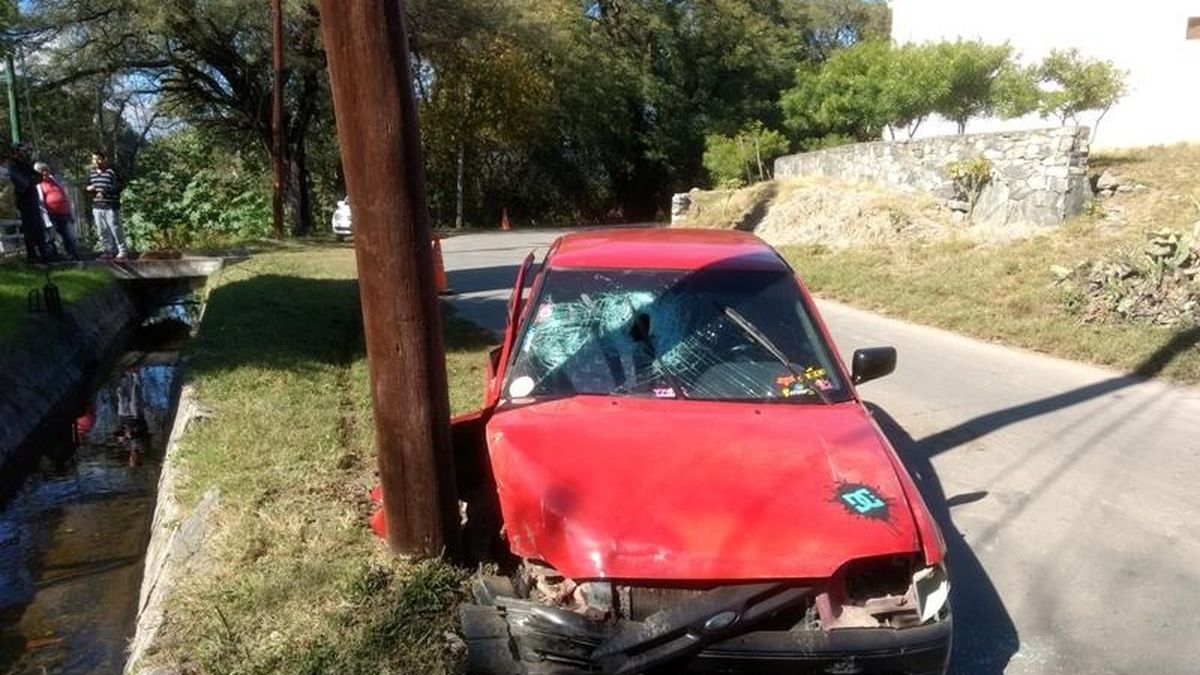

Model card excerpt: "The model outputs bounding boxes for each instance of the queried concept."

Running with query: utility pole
[270,0,286,237]
[5,52,19,145]
[317,0,459,557]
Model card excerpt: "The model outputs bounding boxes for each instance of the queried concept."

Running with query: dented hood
[486,397,920,581]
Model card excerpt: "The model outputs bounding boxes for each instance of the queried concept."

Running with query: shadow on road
[917,326,1200,459]
[446,264,529,295]
[869,403,1019,675]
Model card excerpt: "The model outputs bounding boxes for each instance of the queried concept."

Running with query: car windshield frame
[501,265,853,405]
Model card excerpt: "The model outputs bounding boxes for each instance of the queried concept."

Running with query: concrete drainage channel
[0,260,220,674]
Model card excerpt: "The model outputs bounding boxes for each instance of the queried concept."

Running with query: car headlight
[913,563,950,622]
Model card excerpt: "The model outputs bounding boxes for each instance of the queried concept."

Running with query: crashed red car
[407,229,950,673]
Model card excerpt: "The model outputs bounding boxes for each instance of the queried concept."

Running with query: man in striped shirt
[87,149,128,260]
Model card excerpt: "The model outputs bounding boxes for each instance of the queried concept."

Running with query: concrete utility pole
[317,0,459,557]
[270,0,286,237]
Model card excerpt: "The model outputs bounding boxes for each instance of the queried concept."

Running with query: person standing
[86,149,127,260]
[8,144,50,263]
[34,161,80,260]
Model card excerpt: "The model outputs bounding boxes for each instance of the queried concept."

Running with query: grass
[781,143,1200,384]
[152,244,495,674]
[0,262,112,341]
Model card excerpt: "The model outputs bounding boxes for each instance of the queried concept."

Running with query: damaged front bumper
[461,576,950,675]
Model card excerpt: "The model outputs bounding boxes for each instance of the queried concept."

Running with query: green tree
[703,123,789,187]
[882,43,947,138]
[933,40,1015,134]
[1037,48,1127,128]
[780,40,893,144]
[795,0,892,61]
[991,63,1042,119]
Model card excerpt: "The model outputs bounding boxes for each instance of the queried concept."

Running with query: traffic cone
[432,236,452,295]
[367,485,387,540]
[500,208,511,231]
[369,507,387,540]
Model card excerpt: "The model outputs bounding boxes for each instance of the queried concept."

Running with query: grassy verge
[782,144,1200,384]
[154,245,495,674]
[0,263,112,340]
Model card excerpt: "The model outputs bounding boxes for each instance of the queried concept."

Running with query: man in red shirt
[34,161,80,260]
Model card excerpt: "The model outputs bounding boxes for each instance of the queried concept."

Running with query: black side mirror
[851,347,896,385]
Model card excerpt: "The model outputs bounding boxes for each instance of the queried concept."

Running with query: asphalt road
[440,228,1200,675]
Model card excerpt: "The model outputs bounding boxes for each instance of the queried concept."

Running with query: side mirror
[851,347,896,385]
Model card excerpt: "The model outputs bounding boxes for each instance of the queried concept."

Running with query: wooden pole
[317,0,459,557]
[270,0,287,237]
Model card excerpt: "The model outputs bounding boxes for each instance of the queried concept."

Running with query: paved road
[441,229,1200,675]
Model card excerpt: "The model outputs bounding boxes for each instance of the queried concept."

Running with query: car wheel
[335,234,345,242]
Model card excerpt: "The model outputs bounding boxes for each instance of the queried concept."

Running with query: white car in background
[331,197,352,240]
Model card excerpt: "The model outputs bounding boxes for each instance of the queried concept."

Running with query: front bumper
[679,621,950,674]
[461,577,950,675]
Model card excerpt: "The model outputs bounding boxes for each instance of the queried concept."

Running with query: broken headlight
[913,563,950,623]
[822,555,948,629]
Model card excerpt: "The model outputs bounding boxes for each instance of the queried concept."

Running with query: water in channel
[0,297,196,674]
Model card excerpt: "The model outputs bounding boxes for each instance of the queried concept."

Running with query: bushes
[123,131,272,251]
[1058,226,1200,326]
[702,124,790,188]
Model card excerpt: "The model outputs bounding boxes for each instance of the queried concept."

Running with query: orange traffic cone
[500,208,511,231]
[369,507,387,540]
[432,236,452,295]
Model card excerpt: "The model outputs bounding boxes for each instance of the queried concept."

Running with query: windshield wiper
[719,304,833,405]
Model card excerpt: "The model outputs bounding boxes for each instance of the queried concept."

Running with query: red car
[438,229,949,673]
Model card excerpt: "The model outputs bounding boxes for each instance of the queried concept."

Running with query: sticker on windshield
[652,387,677,399]
[834,482,891,522]
[534,304,554,323]
[775,375,809,398]
[509,376,535,398]
[776,367,833,398]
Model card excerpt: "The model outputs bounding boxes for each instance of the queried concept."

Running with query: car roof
[546,228,790,272]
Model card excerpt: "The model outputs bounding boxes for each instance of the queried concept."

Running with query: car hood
[486,396,920,581]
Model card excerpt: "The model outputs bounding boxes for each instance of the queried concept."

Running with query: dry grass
[678,180,791,231]
[782,143,1200,383]
[150,244,495,674]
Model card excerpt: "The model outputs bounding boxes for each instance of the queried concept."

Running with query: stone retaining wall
[0,282,136,471]
[773,126,1093,227]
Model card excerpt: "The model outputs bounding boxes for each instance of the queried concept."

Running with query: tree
[882,43,947,138]
[703,122,789,187]
[991,63,1042,120]
[23,0,329,235]
[795,0,891,61]
[780,40,893,144]
[1037,48,1127,129]
[932,40,1014,134]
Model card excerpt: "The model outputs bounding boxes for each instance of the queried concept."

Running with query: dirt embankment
[676,176,1047,248]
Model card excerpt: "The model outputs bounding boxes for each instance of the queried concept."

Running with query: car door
[484,251,536,406]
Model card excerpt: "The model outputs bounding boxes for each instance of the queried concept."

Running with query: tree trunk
[754,136,765,182]
[455,141,464,228]
[737,136,751,185]
[286,135,313,236]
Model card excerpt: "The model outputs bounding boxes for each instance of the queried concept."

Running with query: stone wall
[773,126,1093,227]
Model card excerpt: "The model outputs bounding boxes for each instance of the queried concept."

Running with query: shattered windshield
[504,268,851,403]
